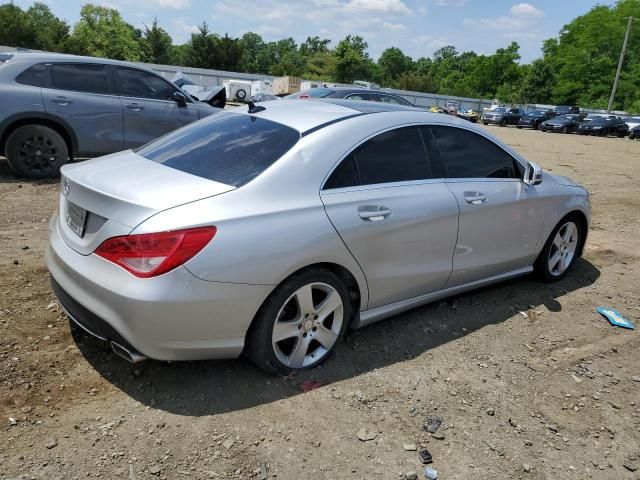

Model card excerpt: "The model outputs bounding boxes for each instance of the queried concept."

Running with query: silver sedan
[46,99,590,375]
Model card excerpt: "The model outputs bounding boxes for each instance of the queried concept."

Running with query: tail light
[95,227,216,278]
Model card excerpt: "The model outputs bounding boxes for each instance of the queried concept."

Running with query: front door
[320,126,460,309]
[425,125,546,287]
[113,66,199,149]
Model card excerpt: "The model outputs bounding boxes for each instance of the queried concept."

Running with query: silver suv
[0,53,220,178]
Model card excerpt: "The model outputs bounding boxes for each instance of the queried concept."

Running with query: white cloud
[465,3,544,31]
[432,0,468,6]
[381,21,408,31]
[172,19,199,34]
[157,0,190,8]
[510,3,544,18]
[346,0,412,14]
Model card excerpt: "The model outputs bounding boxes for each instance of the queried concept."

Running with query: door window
[51,63,109,94]
[427,126,520,179]
[15,63,46,87]
[346,93,378,102]
[379,94,409,106]
[115,67,177,101]
[324,126,434,189]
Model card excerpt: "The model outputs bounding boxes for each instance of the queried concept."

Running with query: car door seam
[443,181,462,288]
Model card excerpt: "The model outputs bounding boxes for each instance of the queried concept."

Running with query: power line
[607,16,633,113]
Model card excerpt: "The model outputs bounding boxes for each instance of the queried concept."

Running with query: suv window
[51,63,109,94]
[115,67,176,101]
[427,126,519,179]
[137,112,300,187]
[346,93,378,102]
[379,94,409,106]
[15,63,46,87]
[324,126,432,189]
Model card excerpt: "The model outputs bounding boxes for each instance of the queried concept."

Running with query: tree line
[1,1,639,112]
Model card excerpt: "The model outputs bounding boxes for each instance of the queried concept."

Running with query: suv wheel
[5,125,69,179]
[245,268,351,375]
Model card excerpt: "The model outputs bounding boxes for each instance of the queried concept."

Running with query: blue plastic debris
[596,307,635,330]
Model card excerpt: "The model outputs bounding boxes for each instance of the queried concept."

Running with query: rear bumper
[46,214,272,361]
[482,117,502,124]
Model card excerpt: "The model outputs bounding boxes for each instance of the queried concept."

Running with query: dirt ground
[1,126,639,480]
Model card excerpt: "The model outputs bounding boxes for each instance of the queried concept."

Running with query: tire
[5,125,69,179]
[499,119,506,127]
[235,88,247,101]
[517,126,522,129]
[482,122,488,126]
[244,268,352,375]
[562,126,568,134]
[533,123,539,130]
[535,214,583,283]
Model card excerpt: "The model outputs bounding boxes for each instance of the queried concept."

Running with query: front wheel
[244,268,352,375]
[5,125,69,178]
[535,216,583,282]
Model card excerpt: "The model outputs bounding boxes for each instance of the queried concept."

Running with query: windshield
[137,112,300,187]
[493,107,507,113]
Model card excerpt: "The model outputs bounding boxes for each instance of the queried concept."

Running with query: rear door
[113,66,199,149]
[425,125,545,287]
[320,126,459,309]
[43,63,123,156]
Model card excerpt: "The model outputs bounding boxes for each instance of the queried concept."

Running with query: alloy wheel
[18,135,61,176]
[271,282,344,369]
[548,221,579,277]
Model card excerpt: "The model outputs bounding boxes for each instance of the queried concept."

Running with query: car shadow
[72,257,600,417]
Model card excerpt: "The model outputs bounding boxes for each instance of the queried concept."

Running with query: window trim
[47,62,114,96]
[321,122,442,192]
[425,123,527,181]
[113,65,189,104]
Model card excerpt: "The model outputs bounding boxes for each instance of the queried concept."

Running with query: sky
[13,0,614,62]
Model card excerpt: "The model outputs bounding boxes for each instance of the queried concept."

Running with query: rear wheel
[5,125,69,179]
[562,126,568,134]
[535,215,583,282]
[499,119,506,127]
[245,268,351,375]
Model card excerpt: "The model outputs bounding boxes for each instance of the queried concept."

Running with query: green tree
[140,18,172,64]
[378,47,413,83]
[300,36,330,56]
[0,3,37,49]
[184,22,218,68]
[26,2,69,52]
[68,4,141,60]
[239,32,267,73]
[334,35,370,83]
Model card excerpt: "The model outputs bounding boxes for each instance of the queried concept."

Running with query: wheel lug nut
[312,327,317,332]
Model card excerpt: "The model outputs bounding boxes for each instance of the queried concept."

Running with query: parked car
[286,87,414,106]
[629,125,640,140]
[0,53,220,178]
[444,100,459,114]
[482,107,524,126]
[621,115,640,131]
[553,105,580,116]
[577,116,628,137]
[456,108,480,123]
[47,99,590,375]
[540,114,583,133]
[517,110,555,130]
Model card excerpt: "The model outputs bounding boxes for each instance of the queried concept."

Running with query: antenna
[248,101,266,114]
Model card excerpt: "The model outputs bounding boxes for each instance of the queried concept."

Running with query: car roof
[231,98,470,134]
[6,52,158,73]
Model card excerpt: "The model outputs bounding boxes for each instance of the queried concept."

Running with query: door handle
[125,103,144,111]
[358,205,392,221]
[463,192,487,205]
[50,96,72,105]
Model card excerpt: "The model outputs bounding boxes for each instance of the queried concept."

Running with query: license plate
[66,201,87,238]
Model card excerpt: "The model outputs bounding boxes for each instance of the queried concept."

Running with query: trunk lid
[58,150,235,255]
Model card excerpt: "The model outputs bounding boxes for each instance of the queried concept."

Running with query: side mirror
[523,161,543,186]
[172,91,188,107]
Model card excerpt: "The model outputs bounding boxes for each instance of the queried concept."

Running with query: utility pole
[607,16,633,113]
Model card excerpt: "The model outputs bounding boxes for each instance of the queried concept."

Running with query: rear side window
[115,67,176,100]
[287,88,334,99]
[428,126,519,179]
[51,64,109,94]
[324,126,434,189]
[15,63,45,87]
[137,112,300,187]
[379,95,410,106]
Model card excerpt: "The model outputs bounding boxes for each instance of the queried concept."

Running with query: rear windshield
[0,53,13,64]
[137,112,300,187]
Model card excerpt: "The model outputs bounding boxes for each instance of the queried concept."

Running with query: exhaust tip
[110,341,147,363]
